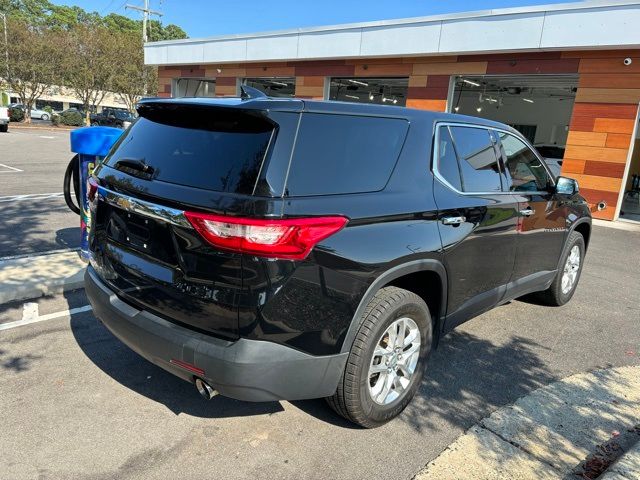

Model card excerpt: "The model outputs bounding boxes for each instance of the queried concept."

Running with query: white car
[10,104,52,121]
[0,105,8,132]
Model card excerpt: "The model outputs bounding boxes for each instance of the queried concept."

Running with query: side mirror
[556,176,579,195]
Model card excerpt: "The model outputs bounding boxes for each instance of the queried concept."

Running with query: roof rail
[240,85,267,100]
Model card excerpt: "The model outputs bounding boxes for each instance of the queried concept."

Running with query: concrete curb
[414,365,640,479]
[593,219,640,232]
[8,123,77,132]
[600,440,640,480]
[0,251,87,305]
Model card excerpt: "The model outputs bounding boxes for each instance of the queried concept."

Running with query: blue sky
[51,0,575,38]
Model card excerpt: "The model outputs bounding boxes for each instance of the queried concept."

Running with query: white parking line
[0,163,23,173]
[0,247,80,262]
[0,192,64,202]
[0,302,92,331]
[39,135,55,139]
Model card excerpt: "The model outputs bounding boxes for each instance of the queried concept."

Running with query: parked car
[0,105,8,132]
[61,107,85,116]
[85,91,592,428]
[534,144,565,178]
[9,103,52,121]
[90,108,136,129]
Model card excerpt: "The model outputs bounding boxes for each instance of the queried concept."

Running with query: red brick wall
[157,50,640,220]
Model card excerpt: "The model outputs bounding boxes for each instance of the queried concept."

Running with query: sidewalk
[415,366,640,479]
[601,440,640,479]
[0,251,86,304]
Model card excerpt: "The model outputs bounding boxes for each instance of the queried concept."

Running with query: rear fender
[340,260,448,354]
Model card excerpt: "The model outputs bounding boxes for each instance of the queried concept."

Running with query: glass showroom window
[243,78,296,97]
[329,77,409,106]
[174,78,216,98]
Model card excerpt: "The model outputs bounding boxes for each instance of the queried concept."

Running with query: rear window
[104,105,274,195]
[284,113,408,196]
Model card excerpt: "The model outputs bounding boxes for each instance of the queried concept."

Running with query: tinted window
[450,126,502,193]
[285,114,408,196]
[535,146,565,159]
[104,109,274,195]
[500,133,551,192]
[437,127,462,191]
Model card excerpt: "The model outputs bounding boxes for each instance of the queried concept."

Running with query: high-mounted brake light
[184,212,348,260]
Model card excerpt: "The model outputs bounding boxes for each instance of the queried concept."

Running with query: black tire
[41,114,49,121]
[535,231,585,306]
[327,286,432,428]
[0,124,7,133]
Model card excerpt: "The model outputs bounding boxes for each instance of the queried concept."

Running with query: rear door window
[449,126,502,193]
[104,107,274,195]
[285,113,408,196]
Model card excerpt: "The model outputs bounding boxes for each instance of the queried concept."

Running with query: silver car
[10,104,52,121]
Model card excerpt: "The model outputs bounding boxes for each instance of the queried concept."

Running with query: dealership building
[144,0,640,222]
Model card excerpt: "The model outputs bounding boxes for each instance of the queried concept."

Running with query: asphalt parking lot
[0,128,79,257]
[1,224,638,480]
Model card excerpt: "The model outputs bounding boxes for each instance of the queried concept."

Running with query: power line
[125,0,162,43]
[99,0,118,15]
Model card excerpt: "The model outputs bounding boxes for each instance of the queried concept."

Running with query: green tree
[0,1,188,38]
[113,31,156,112]
[0,0,52,26]
[65,25,119,125]
[0,0,188,121]
[147,20,186,41]
[47,4,101,30]
[102,12,139,35]
[4,17,64,123]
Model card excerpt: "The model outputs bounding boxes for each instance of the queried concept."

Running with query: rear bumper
[0,118,8,125]
[85,266,347,401]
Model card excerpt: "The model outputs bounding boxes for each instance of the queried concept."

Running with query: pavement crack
[478,422,563,474]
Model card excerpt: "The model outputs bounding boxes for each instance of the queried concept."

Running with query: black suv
[91,108,136,128]
[85,91,591,428]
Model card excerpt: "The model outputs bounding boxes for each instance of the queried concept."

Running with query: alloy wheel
[561,245,581,294]
[368,317,421,405]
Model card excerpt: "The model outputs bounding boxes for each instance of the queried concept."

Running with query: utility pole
[125,0,163,43]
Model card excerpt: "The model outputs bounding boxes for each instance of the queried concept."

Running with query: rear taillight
[184,212,348,260]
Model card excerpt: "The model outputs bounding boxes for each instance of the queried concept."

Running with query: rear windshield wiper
[114,158,155,177]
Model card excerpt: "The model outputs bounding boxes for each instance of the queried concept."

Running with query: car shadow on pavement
[293,328,557,430]
[68,285,559,429]
[68,296,285,419]
[401,331,556,432]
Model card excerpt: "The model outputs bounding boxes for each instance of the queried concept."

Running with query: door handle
[519,208,535,217]
[442,215,466,225]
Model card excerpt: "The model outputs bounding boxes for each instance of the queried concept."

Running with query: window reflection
[243,78,296,97]
[174,78,216,98]
[329,77,408,106]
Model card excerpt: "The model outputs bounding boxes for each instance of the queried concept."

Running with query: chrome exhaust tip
[195,378,218,400]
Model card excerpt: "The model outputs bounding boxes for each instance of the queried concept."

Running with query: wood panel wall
[157,49,640,220]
